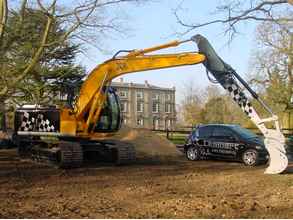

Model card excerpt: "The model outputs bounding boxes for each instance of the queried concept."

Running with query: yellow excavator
[14,35,288,174]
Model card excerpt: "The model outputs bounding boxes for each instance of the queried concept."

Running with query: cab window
[94,89,121,132]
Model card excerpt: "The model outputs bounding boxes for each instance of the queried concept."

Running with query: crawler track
[30,141,83,168]
[19,139,136,168]
[112,141,136,165]
[56,141,83,168]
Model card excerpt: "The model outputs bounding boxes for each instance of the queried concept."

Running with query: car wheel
[186,145,200,161]
[242,149,259,166]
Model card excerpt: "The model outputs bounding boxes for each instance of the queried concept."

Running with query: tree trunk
[0,99,6,132]
[288,33,293,105]
[0,0,8,41]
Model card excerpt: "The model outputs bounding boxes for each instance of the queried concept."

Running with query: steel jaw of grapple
[264,128,288,174]
[191,34,288,174]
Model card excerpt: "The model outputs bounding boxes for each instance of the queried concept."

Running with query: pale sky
[76,0,257,104]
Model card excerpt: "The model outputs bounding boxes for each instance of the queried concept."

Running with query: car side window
[212,127,236,140]
[199,126,214,138]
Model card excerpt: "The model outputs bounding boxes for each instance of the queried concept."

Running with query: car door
[209,126,239,159]
[196,126,214,157]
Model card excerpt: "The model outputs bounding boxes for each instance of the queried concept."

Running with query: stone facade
[111,79,176,130]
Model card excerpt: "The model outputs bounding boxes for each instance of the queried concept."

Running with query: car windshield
[230,125,258,139]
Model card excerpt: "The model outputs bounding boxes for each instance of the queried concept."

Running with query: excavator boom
[75,53,205,119]
[67,41,205,135]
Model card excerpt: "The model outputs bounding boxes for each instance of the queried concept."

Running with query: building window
[121,101,128,112]
[165,103,171,113]
[165,119,172,130]
[165,93,171,101]
[137,102,144,112]
[152,93,159,100]
[137,118,144,126]
[136,91,143,100]
[152,102,159,113]
[153,118,160,130]
[119,91,128,98]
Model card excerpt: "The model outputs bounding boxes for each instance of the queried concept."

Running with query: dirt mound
[112,126,180,157]
[0,132,8,139]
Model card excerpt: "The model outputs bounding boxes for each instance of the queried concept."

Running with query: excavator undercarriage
[17,135,136,168]
[15,100,136,168]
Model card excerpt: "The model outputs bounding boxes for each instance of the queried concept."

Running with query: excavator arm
[62,40,205,135]
[192,35,288,174]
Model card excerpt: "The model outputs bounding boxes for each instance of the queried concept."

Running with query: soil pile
[112,126,180,158]
[0,132,8,139]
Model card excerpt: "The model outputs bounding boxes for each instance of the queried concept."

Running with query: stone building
[111,79,176,130]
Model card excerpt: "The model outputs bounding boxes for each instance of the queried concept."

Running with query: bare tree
[180,80,205,126]
[175,0,292,40]
[250,18,293,111]
[179,83,249,126]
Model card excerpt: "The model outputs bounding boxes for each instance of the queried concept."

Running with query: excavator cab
[94,87,122,133]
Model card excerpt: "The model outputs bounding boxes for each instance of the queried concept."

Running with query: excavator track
[106,140,136,165]
[30,146,59,165]
[26,139,136,168]
[29,141,83,168]
[115,144,136,165]
[55,141,83,168]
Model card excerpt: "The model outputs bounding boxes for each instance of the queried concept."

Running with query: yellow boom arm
[60,40,205,135]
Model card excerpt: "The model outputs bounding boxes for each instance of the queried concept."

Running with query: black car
[177,124,269,166]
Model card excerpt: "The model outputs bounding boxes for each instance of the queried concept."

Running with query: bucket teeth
[264,136,288,174]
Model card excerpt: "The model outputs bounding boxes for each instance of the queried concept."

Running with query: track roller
[107,140,136,165]
[55,141,83,168]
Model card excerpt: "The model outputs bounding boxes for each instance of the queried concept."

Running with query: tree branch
[0,14,53,96]
[175,0,292,37]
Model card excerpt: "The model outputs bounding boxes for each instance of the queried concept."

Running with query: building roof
[111,80,175,91]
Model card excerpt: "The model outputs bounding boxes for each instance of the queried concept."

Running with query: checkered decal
[36,114,55,132]
[225,82,253,118]
[19,112,55,132]
[19,112,35,131]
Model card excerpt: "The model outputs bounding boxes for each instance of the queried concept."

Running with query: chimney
[120,78,123,83]
[145,80,149,87]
